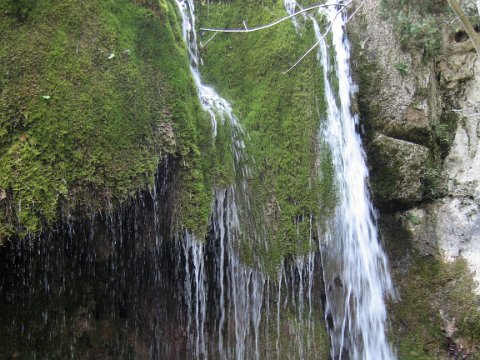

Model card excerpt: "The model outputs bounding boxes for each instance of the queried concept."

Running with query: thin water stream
[284,1,396,358]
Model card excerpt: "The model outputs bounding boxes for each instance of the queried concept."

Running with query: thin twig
[199,2,351,33]
[451,107,480,117]
[284,39,322,74]
[200,32,218,48]
[346,0,366,24]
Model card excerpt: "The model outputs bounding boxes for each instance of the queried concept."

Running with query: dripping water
[175,1,266,358]
[0,2,352,359]
[175,1,325,359]
[284,0,396,359]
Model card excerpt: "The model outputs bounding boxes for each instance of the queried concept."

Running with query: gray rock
[369,134,430,204]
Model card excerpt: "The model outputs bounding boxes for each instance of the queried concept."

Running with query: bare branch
[200,32,218,48]
[198,0,364,74]
[451,106,480,117]
[284,0,361,74]
[284,39,322,74]
[345,0,366,24]
[199,1,353,34]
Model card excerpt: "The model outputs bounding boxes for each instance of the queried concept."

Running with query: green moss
[0,0,213,240]
[379,0,449,59]
[196,0,331,274]
[350,36,404,203]
[318,143,337,226]
[367,142,403,203]
[434,111,458,159]
[421,162,445,200]
[390,254,480,359]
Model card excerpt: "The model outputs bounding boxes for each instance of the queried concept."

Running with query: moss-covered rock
[0,0,213,240]
[380,213,480,359]
[369,134,430,205]
[195,0,332,274]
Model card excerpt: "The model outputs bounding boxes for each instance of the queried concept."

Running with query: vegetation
[435,111,459,159]
[390,255,480,359]
[381,0,480,58]
[0,0,214,240]
[394,61,409,76]
[380,0,449,58]
[4,0,38,22]
[196,0,333,274]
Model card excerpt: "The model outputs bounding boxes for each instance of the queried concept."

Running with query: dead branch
[284,0,364,74]
[199,1,353,34]
[199,0,364,73]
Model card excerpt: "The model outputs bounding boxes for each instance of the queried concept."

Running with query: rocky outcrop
[437,58,480,293]
[351,0,480,290]
[350,0,480,356]
[349,0,446,207]
[369,134,430,205]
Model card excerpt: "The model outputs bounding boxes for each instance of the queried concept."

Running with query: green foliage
[394,61,409,76]
[405,213,422,225]
[0,0,213,239]
[434,111,458,158]
[196,0,331,274]
[422,164,445,200]
[380,0,448,58]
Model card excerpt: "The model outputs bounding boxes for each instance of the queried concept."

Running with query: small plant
[422,165,445,200]
[406,213,422,225]
[380,0,446,59]
[394,61,409,76]
[434,123,451,144]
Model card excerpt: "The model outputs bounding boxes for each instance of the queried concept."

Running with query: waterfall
[175,1,265,359]
[284,1,396,359]
[0,1,395,358]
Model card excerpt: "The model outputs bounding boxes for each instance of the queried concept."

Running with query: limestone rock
[381,104,433,145]
[349,0,440,147]
[437,196,480,294]
[437,59,480,293]
[369,134,430,205]
[438,52,476,91]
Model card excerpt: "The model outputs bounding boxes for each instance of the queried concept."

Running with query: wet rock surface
[369,134,430,205]
[350,0,480,357]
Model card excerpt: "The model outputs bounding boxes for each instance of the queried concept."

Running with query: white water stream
[176,0,395,358]
[285,1,396,359]
[175,1,266,359]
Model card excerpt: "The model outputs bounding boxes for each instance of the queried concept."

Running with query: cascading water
[285,1,396,359]
[0,1,396,359]
[175,1,266,359]
[175,2,329,359]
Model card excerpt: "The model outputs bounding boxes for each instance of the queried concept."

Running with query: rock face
[350,0,480,356]
[351,0,480,294]
[437,58,480,293]
[369,134,430,205]
[349,0,445,208]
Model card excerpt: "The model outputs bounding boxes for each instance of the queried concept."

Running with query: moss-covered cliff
[0,0,334,263]
[3,0,478,358]
[196,0,335,274]
[0,0,214,240]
